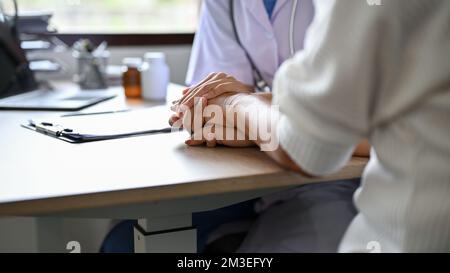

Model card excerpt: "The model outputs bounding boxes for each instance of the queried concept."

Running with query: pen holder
[73,50,109,90]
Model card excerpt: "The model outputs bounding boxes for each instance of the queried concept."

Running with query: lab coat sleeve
[273,0,383,176]
[185,0,254,86]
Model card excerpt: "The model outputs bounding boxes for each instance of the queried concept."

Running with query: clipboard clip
[29,119,73,137]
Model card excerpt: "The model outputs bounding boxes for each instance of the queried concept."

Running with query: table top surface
[0,82,368,216]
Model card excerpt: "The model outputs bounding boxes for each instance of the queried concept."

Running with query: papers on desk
[22,106,180,143]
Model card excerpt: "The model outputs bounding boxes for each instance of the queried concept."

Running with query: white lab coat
[186,0,315,87]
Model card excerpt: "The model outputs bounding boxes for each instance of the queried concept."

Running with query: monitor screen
[0,14,37,99]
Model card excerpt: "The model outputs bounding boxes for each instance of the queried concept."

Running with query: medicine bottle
[122,58,142,98]
[141,52,170,101]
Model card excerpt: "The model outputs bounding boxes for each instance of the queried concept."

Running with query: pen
[61,109,131,117]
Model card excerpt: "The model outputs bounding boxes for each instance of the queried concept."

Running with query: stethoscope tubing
[229,0,298,91]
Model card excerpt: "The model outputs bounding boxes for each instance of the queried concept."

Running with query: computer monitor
[0,7,38,99]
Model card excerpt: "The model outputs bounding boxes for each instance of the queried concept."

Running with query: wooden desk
[0,82,368,252]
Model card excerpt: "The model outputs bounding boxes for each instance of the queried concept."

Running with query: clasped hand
[169,72,255,147]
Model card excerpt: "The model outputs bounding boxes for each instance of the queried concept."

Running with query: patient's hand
[185,127,255,148]
[353,139,371,157]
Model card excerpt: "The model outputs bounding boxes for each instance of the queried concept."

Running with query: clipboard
[21,106,181,143]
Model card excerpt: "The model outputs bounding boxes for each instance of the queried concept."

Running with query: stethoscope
[230,0,299,92]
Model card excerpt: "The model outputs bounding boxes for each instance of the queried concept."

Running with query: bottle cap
[144,52,166,63]
[122,57,142,68]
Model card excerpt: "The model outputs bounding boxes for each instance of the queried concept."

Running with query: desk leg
[134,214,197,253]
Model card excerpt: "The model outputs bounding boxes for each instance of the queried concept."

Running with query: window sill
[46,33,195,46]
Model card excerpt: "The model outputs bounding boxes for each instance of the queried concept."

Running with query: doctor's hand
[171,72,254,113]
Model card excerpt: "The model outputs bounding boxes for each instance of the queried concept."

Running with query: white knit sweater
[273,0,450,252]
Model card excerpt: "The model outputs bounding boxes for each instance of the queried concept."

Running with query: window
[15,0,201,34]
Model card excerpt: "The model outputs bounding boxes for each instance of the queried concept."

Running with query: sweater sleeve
[273,0,383,176]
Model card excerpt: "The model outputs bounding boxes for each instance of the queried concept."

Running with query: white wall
[0,217,114,253]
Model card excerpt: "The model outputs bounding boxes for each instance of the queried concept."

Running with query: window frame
[15,0,201,46]
[47,33,194,46]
